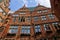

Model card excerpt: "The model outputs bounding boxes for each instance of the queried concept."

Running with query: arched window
[18,16,25,22]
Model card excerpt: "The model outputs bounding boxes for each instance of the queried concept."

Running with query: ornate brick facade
[0,0,60,40]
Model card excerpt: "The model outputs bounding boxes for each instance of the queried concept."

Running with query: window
[12,14,19,22]
[21,26,30,34]
[37,10,42,13]
[44,24,51,31]
[13,17,16,22]
[18,17,21,22]
[9,29,18,33]
[13,14,19,16]
[18,16,25,22]
[52,22,58,25]
[35,25,41,33]
[19,11,25,14]
[0,26,4,32]
[9,25,18,33]
[48,14,55,19]
[52,22,60,29]
[41,15,46,20]
[27,17,31,22]
[21,16,25,22]
[34,16,39,21]
[43,10,48,13]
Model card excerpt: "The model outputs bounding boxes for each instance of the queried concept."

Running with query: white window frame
[37,10,42,13]
[9,25,18,33]
[41,15,47,20]
[27,17,31,22]
[44,24,50,31]
[34,16,39,21]
[35,25,41,33]
[19,12,25,14]
[43,10,48,13]
[48,14,55,19]
[21,26,30,34]
[13,14,19,16]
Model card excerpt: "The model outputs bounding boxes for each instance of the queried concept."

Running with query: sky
[9,0,51,11]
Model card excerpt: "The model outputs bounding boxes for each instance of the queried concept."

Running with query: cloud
[23,0,28,7]
[35,0,51,7]
[23,0,37,7]
[22,0,51,7]
[9,0,51,11]
[23,0,27,4]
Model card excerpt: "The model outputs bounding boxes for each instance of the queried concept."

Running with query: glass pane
[35,25,41,32]
[34,16,39,21]
[9,29,18,33]
[41,16,46,20]
[44,24,50,30]
[21,26,30,34]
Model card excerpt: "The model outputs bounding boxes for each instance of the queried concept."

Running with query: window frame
[52,22,59,29]
[19,11,26,14]
[34,16,39,21]
[21,26,30,34]
[26,16,31,22]
[42,10,48,13]
[35,25,41,33]
[41,15,47,20]
[43,24,51,31]
[13,16,17,22]
[8,25,18,33]
[37,10,42,13]
[48,14,55,19]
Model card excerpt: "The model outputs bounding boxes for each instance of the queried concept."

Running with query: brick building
[50,0,60,20]
[0,0,60,40]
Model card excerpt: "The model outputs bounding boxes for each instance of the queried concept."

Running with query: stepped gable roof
[16,4,30,12]
[34,3,49,11]
[12,4,51,14]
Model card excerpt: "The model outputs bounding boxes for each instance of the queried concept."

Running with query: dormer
[34,3,48,13]
[19,4,30,12]
[12,4,30,15]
